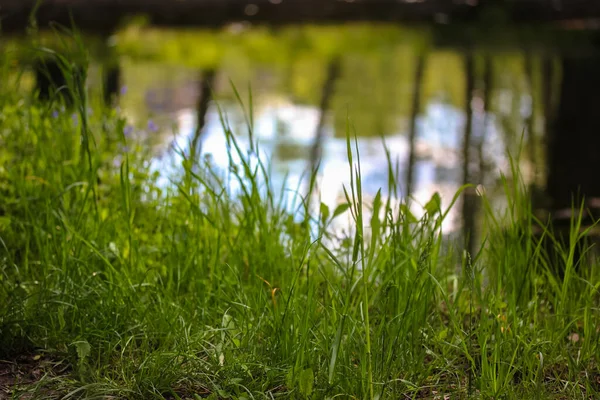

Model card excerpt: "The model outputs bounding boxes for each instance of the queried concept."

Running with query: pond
[21,24,547,237]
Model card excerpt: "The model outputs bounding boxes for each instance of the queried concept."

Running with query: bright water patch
[150,98,508,236]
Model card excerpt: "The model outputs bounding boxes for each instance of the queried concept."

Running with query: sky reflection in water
[150,96,508,235]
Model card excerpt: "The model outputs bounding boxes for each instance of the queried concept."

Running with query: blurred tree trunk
[309,57,341,174]
[190,69,216,162]
[541,55,556,188]
[406,53,426,199]
[462,51,476,256]
[103,63,121,107]
[543,43,600,274]
[546,52,600,212]
[524,52,538,181]
[477,55,493,186]
[34,58,75,106]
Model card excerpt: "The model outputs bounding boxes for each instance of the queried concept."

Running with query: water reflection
[151,97,508,234]
[110,27,540,242]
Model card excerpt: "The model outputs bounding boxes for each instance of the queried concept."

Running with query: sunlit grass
[1,49,599,400]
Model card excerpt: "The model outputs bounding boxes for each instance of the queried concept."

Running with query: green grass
[1,51,600,400]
